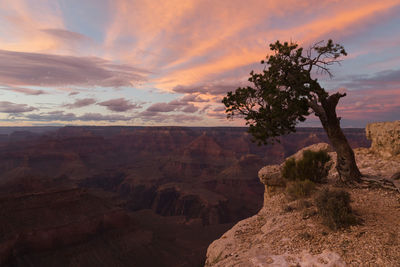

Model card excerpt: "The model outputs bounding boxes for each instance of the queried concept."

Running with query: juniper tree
[223,40,361,183]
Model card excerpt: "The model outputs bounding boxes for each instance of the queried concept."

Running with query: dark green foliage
[286,179,316,200]
[282,150,331,183]
[315,189,358,230]
[222,40,347,145]
[281,157,297,181]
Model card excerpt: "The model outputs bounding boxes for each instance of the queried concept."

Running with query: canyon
[0,126,369,266]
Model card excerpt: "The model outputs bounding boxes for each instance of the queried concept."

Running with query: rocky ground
[205,147,400,266]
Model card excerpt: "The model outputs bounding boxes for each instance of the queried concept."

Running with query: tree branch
[308,98,327,123]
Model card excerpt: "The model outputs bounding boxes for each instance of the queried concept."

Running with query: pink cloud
[1,85,46,95]
[0,50,148,87]
[335,87,400,123]
[0,101,37,113]
[97,98,142,112]
[63,98,97,109]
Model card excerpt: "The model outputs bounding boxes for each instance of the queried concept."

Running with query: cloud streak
[0,101,37,113]
[145,95,202,114]
[1,85,46,95]
[139,110,202,123]
[97,98,142,112]
[41,28,92,43]
[25,111,131,122]
[0,49,148,87]
[63,98,97,109]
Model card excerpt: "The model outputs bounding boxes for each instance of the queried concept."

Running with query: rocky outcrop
[205,181,400,266]
[366,120,400,158]
[258,165,284,205]
[258,143,334,205]
[206,123,400,266]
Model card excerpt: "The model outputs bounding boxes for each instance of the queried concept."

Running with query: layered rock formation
[206,122,400,266]
[0,126,370,266]
[366,120,400,158]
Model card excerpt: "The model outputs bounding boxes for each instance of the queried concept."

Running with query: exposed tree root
[359,175,400,193]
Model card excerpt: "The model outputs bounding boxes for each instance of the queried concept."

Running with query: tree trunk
[320,117,362,183]
[310,93,362,183]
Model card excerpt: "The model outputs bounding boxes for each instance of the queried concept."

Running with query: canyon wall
[0,126,369,266]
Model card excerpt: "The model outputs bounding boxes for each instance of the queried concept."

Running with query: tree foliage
[222,40,347,144]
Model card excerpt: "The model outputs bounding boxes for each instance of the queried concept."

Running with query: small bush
[286,179,316,200]
[282,150,331,183]
[282,158,297,181]
[314,189,358,230]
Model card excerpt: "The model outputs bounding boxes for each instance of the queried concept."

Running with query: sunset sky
[0,0,399,127]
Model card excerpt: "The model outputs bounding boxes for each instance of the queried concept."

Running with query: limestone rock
[258,165,285,203]
[206,123,400,266]
[205,159,400,266]
[366,120,400,158]
[204,194,350,267]
[258,165,284,187]
[258,143,334,203]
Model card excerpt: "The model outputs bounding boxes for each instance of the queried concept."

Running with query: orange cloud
[103,0,400,91]
[0,0,65,52]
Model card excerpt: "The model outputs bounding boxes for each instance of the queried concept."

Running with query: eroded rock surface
[366,120,400,158]
[206,129,400,266]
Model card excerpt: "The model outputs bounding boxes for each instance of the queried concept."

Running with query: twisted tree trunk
[309,92,362,183]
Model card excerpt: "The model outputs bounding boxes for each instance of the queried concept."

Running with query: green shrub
[282,150,331,183]
[314,189,358,230]
[281,158,297,181]
[286,179,316,200]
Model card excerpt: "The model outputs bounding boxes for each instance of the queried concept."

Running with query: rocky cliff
[205,122,400,266]
[0,126,370,266]
[366,120,400,158]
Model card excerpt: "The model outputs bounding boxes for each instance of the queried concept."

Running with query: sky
[0,0,399,127]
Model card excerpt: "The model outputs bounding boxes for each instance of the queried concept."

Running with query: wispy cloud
[25,111,131,122]
[341,69,400,90]
[145,95,202,114]
[139,110,202,123]
[97,98,142,112]
[0,49,148,87]
[63,98,97,109]
[0,101,37,113]
[1,85,46,95]
[41,28,92,43]
[173,82,245,95]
